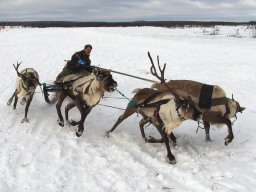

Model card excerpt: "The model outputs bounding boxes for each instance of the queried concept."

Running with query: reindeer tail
[151,82,160,89]
[132,88,141,94]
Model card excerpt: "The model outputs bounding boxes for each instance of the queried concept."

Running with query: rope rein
[97,103,125,110]
[115,88,136,106]
[37,64,240,128]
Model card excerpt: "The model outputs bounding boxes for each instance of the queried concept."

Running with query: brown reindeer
[105,87,199,164]
[56,68,117,137]
[7,61,40,123]
[148,52,245,145]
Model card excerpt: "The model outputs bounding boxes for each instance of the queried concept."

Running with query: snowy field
[0,26,255,192]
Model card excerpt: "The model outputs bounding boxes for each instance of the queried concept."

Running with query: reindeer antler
[13,61,23,77]
[148,52,178,98]
[148,52,166,83]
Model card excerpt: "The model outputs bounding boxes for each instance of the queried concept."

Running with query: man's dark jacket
[66,50,92,73]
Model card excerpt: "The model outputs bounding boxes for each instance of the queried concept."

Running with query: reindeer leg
[20,97,26,105]
[139,118,152,142]
[203,111,233,145]
[154,124,176,164]
[7,90,17,106]
[68,96,85,126]
[105,105,136,137]
[146,136,164,143]
[139,117,163,143]
[146,132,176,146]
[56,91,66,127]
[75,107,92,137]
[21,94,33,123]
[168,132,177,146]
[72,95,92,137]
[138,116,165,143]
[145,125,176,146]
[144,120,164,143]
[139,116,167,144]
[65,102,75,124]
[224,119,233,145]
[203,121,211,141]
[13,93,19,109]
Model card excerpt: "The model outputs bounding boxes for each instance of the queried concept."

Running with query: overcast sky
[0,0,255,22]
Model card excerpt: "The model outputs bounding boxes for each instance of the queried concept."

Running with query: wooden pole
[64,60,157,83]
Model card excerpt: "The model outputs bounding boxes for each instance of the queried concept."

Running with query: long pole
[64,60,157,83]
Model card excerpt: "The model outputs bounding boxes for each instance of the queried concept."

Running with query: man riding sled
[55,44,93,84]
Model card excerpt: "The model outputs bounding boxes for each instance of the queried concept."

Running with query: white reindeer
[7,62,40,123]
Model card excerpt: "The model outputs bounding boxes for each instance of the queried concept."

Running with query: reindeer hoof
[166,157,176,164]
[224,138,230,146]
[57,119,64,127]
[21,118,28,123]
[224,137,232,146]
[75,127,83,137]
[205,137,212,142]
[20,97,26,105]
[69,119,75,125]
[69,119,78,126]
[7,99,12,106]
[171,142,177,147]
[169,139,177,147]
[104,132,110,138]
[76,132,83,137]
[146,136,154,143]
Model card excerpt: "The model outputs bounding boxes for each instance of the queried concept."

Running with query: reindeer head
[13,62,39,94]
[227,99,246,119]
[175,99,201,121]
[23,72,39,94]
[93,68,117,92]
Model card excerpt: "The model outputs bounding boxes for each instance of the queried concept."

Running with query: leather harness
[134,92,171,125]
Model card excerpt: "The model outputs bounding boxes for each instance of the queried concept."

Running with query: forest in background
[1,20,256,28]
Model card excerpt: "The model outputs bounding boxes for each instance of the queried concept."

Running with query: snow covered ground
[0,25,255,192]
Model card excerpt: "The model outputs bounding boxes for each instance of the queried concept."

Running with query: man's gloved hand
[78,58,85,65]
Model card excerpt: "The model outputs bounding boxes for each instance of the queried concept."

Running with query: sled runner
[43,83,62,104]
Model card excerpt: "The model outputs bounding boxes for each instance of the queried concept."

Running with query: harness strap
[211,97,228,106]
[134,92,171,125]
[211,97,230,118]
[137,99,170,108]
[135,92,164,108]
[59,75,87,86]
[223,103,230,118]
[154,105,164,125]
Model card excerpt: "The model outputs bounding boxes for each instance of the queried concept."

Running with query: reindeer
[148,52,245,145]
[105,87,200,164]
[7,61,40,123]
[106,53,245,164]
[56,68,117,137]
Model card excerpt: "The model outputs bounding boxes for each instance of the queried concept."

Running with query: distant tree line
[0,21,255,28]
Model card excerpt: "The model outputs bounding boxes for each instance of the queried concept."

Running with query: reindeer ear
[239,107,245,113]
[92,69,99,76]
